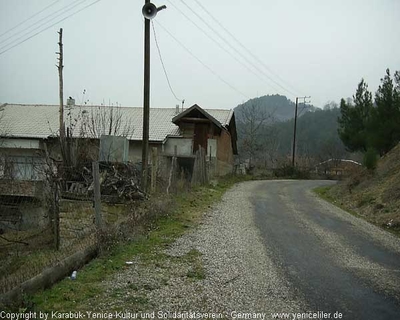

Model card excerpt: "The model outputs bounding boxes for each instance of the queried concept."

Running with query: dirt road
[92,180,400,320]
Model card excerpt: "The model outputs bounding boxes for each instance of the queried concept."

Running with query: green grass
[28,175,246,312]
[313,186,360,217]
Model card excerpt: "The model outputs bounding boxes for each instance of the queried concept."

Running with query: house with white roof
[0,102,238,194]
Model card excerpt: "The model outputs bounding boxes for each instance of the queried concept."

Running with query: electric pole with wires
[292,96,311,167]
[141,1,166,193]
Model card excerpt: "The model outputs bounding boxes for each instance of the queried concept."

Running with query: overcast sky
[0,0,399,110]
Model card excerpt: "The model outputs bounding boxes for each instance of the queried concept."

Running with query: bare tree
[237,102,275,166]
[59,104,135,167]
[0,105,8,177]
[78,105,134,139]
[261,125,281,169]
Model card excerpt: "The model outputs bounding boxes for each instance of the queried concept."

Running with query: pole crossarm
[292,96,311,167]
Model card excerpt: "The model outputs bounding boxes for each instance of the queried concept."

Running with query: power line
[155,21,249,100]
[0,0,63,38]
[151,21,183,102]
[0,0,89,50]
[298,97,312,116]
[175,0,297,97]
[165,0,276,93]
[191,0,302,96]
[0,0,101,56]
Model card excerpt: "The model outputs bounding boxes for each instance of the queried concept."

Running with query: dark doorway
[193,124,208,153]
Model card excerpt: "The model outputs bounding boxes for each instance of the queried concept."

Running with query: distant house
[315,159,361,176]
[0,102,238,190]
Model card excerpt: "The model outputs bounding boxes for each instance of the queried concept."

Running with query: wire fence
[0,148,211,297]
[0,160,144,296]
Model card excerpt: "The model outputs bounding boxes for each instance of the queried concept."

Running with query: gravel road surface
[94,180,400,320]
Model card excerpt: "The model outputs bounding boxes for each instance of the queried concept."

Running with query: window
[0,156,45,181]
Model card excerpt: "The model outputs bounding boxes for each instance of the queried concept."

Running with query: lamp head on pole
[142,3,167,20]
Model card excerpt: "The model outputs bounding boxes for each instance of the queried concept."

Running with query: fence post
[166,146,177,194]
[53,181,60,250]
[92,161,102,228]
[151,147,158,193]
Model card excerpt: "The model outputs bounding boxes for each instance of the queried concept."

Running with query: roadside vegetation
[314,143,400,238]
[12,175,251,312]
[316,67,400,237]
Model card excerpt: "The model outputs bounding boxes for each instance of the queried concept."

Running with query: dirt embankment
[327,143,400,235]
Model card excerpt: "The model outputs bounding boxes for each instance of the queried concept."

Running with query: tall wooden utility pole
[141,1,166,192]
[141,0,151,193]
[291,97,298,167]
[57,28,65,145]
[292,96,311,167]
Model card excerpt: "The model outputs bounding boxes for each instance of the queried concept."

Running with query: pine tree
[338,79,373,152]
[369,69,400,155]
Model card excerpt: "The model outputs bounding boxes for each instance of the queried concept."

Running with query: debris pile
[96,162,145,201]
[63,162,145,202]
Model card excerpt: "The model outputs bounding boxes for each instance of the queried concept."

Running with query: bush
[363,148,378,170]
[273,164,310,179]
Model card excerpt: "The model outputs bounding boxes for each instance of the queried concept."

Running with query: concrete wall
[163,138,193,156]
[99,135,129,162]
[0,139,41,149]
[0,201,48,231]
[128,141,162,163]
[0,180,45,197]
[0,147,43,158]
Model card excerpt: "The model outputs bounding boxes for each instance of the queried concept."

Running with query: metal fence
[0,161,143,296]
[0,146,212,298]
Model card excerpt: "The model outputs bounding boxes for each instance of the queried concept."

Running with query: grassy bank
[314,185,400,238]
[21,175,251,312]
[314,186,359,217]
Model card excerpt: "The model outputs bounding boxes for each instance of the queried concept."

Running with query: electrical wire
[0,0,90,50]
[175,0,297,97]
[298,100,311,117]
[165,0,276,93]
[155,21,249,100]
[151,21,183,103]
[192,0,302,96]
[0,0,63,38]
[0,0,101,56]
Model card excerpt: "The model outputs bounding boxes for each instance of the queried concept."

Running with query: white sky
[0,0,399,109]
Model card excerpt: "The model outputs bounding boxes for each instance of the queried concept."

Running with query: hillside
[234,94,316,122]
[326,143,400,234]
[268,107,348,159]
[235,97,351,163]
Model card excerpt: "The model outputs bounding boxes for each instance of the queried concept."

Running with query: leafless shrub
[60,104,135,168]
[237,101,275,166]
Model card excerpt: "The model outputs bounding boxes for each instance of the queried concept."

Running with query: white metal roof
[0,104,234,142]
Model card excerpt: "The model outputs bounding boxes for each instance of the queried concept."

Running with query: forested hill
[269,107,348,159]
[235,97,351,164]
[234,94,316,122]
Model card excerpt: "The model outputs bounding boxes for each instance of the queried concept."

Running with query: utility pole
[141,0,151,193]
[292,96,311,167]
[141,1,166,192]
[57,28,64,145]
[291,97,298,167]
